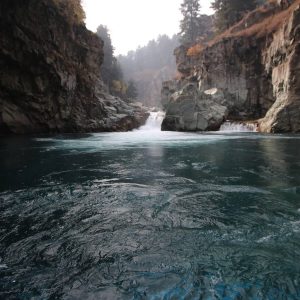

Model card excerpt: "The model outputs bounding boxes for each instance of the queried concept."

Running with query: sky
[82,0,213,55]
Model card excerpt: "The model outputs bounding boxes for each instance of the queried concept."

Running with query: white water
[34,114,274,154]
[140,113,258,133]
[138,111,165,131]
[220,121,258,132]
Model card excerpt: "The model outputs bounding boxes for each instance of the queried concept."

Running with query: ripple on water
[1,132,300,298]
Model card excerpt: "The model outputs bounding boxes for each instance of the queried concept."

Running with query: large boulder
[161,83,228,131]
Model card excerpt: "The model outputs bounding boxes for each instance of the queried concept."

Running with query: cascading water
[219,121,258,132]
[138,111,165,131]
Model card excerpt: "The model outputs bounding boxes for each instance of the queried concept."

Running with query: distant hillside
[118,35,179,107]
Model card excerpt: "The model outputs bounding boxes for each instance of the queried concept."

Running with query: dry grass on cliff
[229,0,300,38]
[52,0,86,24]
[188,0,300,57]
[187,44,205,56]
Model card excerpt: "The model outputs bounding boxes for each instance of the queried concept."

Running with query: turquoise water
[0,129,300,299]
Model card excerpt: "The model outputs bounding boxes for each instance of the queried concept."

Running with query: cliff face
[0,0,148,134]
[260,4,300,132]
[162,1,300,133]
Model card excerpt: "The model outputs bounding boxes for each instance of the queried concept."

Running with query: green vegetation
[126,80,138,101]
[96,25,139,101]
[179,0,202,45]
[96,25,121,87]
[118,35,178,106]
[211,0,258,32]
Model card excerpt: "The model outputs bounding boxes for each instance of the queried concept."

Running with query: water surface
[1,118,300,299]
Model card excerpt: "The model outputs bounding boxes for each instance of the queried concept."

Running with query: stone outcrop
[161,83,228,131]
[0,0,148,134]
[259,3,300,132]
[162,1,300,133]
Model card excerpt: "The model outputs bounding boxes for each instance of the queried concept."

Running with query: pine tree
[96,25,128,97]
[211,0,258,32]
[117,34,179,106]
[179,0,202,45]
[96,25,114,86]
[126,80,138,100]
[111,59,123,81]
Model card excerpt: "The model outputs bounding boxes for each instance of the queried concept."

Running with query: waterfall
[139,112,165,131]
[219,121,258,132]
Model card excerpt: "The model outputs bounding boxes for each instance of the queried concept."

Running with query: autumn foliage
[187,43,205,56]
[187,0,300,57]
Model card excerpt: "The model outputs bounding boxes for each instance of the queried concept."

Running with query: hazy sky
[82,0,213,55]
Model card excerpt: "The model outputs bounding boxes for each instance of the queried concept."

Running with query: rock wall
[260,4,300,132]
[161,82,228,131]
[0,0,148,134]
[162,2,300,133]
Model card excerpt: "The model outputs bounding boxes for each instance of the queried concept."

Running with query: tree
[111,58,123,81]
[96,25,114,86]
[126,80,138,100]
[179,0,202,45]
[211,0,258,32]
[118,34,179,106]
[96,25,129,98]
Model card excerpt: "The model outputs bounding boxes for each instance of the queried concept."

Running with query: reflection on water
[0,129,300,299]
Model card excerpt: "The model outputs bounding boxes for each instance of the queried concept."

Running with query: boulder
[161,83,228,131]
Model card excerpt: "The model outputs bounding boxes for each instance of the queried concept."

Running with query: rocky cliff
[162,1,300,133]
[0,0,148,134]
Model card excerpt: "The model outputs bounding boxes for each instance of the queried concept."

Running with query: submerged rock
[0,0,148,134]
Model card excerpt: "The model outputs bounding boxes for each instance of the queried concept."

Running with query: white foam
[0,264,8,269]
[219,121,258,132]
[257,235,273,243]
[138,111,165,131]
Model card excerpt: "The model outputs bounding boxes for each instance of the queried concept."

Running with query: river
[1,112,300,299]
